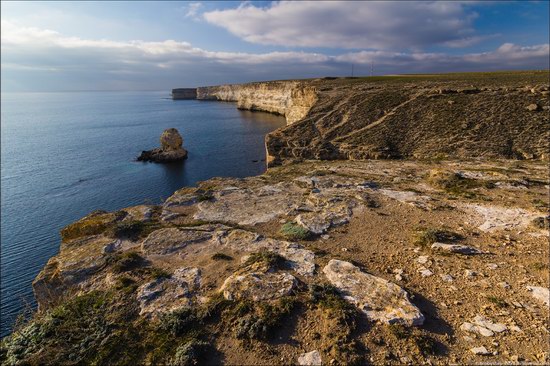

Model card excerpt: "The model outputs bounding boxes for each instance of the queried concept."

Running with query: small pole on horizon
[351,63,354,77]
[370,62,374,77]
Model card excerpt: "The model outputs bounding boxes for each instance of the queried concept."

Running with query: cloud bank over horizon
[1,1,548,91]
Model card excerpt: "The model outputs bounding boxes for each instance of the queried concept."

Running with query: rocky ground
[2,158,548,365]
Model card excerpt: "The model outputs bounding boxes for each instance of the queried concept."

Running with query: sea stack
[137,128,188,163]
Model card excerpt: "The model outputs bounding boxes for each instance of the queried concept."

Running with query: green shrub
[159,308,199,337]
[109,251,145,273]
[211,253,233,261]
[60,211,115,241]
[244,251,286,269]
[169,340,211,366]
[280,222,311,240]
[413,228,462,247]
[231,297,296,340]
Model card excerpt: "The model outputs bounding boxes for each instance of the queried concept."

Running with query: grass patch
[211,253,233,261]
[107,220,159,241]
[531,217,549,230]
[148,267,171,280]
[414,334,438,356]
[114,276,138,294]
[427,169,491,198]
[244,251,286,269]
[108,251,146,273]
[158,308,200,337]
[168,339,211,366]
[280,222,311,241]
[229,297,297,340]
[532,198,548,212]
[60,210,118,241]
[529,262,547,271]
[486,296,508,308]
[413,227,462,248]
[388,323,410,339]
[1,290,146,365]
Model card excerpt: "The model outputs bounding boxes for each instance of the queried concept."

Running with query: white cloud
[184,2,203,20]
[1,20,548,91]
[203,1,484,50]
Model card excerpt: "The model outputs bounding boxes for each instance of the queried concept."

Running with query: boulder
[136,267,201,317]
[221,271,296,302]
[138,128,188,163]
[322,259,424,326]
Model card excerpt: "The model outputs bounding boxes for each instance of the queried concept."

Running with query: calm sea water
[0,91,286,336]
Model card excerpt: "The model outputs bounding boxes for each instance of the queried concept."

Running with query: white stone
[323,259,424,326]
[416,256,429,264]
[473,315,507,333]
[418,267,434,277]
[298,350,322,366]
[431,242,482,255]
[460,322,494,337]
[471,346,491,355]
[526,286,550,307]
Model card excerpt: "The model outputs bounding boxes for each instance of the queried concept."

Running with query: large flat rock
[322,259,424,326]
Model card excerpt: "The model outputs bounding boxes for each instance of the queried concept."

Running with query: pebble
[416,255,429,264]
[440,274,454,282]
[465,269,477,278]
[471,346,491,355]
[419,267,434,277]
[498,282,511,289]
[321,234,330,240]
[487,263,499,270]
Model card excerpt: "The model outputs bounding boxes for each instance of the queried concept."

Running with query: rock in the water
[160,128,183,150]
[526,286,550,307]
[298,350,322,366]
[138,128,188,163]
[221,271,296,302]
[322,259,424,326]
[431,242,482,255]
[136,267,201,317]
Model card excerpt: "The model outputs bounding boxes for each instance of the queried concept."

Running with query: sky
[1,1,549,91]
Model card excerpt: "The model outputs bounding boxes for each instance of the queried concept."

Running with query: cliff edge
[191,71,550,166]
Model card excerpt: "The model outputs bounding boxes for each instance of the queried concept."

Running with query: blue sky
[1,1,548,91]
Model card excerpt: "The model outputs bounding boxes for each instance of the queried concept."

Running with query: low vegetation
[413,227,462,248]
[280,222,311,240]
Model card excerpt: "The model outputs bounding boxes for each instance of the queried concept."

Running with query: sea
[0,91,286,337]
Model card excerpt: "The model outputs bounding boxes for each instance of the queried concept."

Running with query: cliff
[171,88,197,100]
[196,81,317,125]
